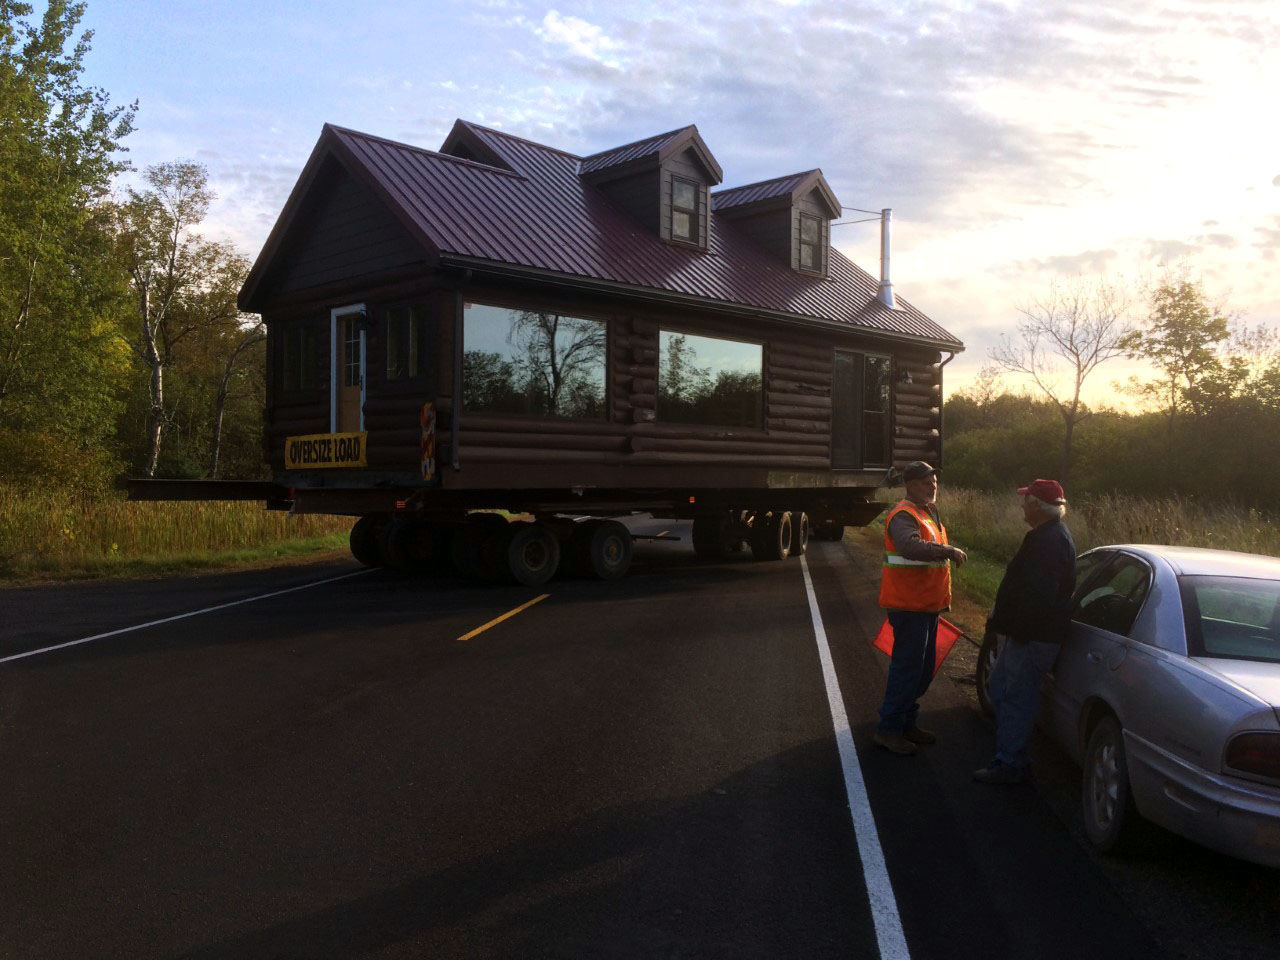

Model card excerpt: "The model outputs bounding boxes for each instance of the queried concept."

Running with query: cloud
[1196,232,1238,249]
[1016,249,1120,275]
[536,10,621,66]
[1145,239,1201,263]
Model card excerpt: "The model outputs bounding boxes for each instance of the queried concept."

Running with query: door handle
[1086,652,1102,664]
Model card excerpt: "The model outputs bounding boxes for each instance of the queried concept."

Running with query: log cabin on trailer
[232,119,964,583]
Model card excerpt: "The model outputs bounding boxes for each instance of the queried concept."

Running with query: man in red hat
[973,479,1076,784]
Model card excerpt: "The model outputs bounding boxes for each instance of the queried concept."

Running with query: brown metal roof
[249,121,961,349]
[579,126,694,174]
[713,171,819,209]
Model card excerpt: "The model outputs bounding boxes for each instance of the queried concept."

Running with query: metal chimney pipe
[878,208,895,309]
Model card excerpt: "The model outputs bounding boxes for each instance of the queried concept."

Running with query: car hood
[1194,658,1280,708]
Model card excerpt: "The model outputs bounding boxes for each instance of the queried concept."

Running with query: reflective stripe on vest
[879,499,951,611]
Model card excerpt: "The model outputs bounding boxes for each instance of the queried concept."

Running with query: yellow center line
[455,593,551,642]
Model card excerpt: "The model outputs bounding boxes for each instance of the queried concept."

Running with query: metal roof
[579,126,694,174]
[712,171,820,209]
[249,121,962,349]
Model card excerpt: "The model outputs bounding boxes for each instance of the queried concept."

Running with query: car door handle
[1086,652,1102,664]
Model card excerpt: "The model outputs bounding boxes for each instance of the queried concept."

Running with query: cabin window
[833,350,891,468]
[462,302,607,419]
[671,177,700,245]
[281,319,319,392]
[385,303,427,382]
[658,330,762,428]
[799,213,824,272]
[862,354,891,466]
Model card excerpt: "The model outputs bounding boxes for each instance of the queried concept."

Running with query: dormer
[580,125,723,250]
[712,170,842,277]
[438,119,516,172]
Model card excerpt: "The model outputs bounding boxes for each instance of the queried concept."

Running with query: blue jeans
[877,610,939,734]
[988,638,1060,769]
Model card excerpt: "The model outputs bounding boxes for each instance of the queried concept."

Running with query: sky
[75,0,1280,403]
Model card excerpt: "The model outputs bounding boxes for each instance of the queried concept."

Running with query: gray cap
[902,461,938,482]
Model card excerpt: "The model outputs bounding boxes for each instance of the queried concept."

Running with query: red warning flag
[873,616,964,678]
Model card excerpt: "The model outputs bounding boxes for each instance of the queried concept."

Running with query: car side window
[1071,550,1113,604]
[1072,553,1151,637]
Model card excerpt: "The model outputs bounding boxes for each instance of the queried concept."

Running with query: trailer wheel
[692,514,731,560]
[788,511,809,558]
[505,522,561,586]
[349,514,388,567]
[580,519,632,580]
[382,518,450,574]
[451,513,509,580]
[750,511,792,561]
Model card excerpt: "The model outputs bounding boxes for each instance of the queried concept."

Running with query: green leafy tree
[1123,277,1232,422]
[115,161,252,476]
[0,0,135,488]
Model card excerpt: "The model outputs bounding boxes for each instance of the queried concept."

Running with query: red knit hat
[1018,479,1066,504]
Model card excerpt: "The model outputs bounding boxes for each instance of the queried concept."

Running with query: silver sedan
[977,544,1280,867]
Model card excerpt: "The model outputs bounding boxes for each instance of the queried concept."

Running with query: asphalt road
[1,520,1276,959]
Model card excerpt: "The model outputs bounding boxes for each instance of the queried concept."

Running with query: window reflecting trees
[658,331,762,428]
[463,303,607,418]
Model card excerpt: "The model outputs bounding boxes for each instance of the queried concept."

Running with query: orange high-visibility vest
[879,499,951,611]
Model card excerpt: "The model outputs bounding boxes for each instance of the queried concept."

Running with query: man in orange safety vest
[874,461,968,756]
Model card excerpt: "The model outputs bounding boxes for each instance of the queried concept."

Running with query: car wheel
[1082,714,1137,853]
[975,629,1002,718]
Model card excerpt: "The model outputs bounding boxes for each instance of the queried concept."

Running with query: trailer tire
[349,514,388,567]
[788,511,809,557]
[505,522,561,586]
[382,518,450,574]
[580,519,632,580]
[692,515,731,560]
[452,513,509,580]
[750,511,791,561]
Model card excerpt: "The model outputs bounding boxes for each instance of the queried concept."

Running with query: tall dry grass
[0,484,351,579]
[938,487,1280,560]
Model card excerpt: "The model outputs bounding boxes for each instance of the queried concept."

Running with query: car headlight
[1225,732,1280,781]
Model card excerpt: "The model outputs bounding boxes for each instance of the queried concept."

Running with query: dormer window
[672,177,700,245]
[799,213,823,272]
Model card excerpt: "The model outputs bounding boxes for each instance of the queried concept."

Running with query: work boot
[903,725,937,745]
[873,731,917,756]
[972,763,1026,784]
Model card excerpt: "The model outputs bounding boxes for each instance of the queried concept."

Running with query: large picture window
[658,330,763,428]
[462,303,607,418]
[281,319,319,392]
[385,303,427,381]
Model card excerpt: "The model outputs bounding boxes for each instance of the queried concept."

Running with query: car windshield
[1180,576,1280,663]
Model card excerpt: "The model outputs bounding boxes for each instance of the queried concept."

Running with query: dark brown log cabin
[237,120,963,580]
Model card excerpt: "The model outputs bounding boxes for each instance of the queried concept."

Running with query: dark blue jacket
[988,518,1076,645]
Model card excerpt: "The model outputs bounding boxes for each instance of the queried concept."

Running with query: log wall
[262,276,950,481]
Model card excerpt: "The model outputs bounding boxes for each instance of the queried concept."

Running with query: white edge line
[1,569,374,666]
[801,555,911,960]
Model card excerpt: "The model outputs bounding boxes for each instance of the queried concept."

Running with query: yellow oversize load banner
[284,432,367,469]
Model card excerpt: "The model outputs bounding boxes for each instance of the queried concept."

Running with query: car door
[1042,551,1152,760]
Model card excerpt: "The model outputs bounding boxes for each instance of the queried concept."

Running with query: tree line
[948,275,1280,506]
[0,2,263,494]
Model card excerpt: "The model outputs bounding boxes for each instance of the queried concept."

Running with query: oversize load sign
[284,432,367,469]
